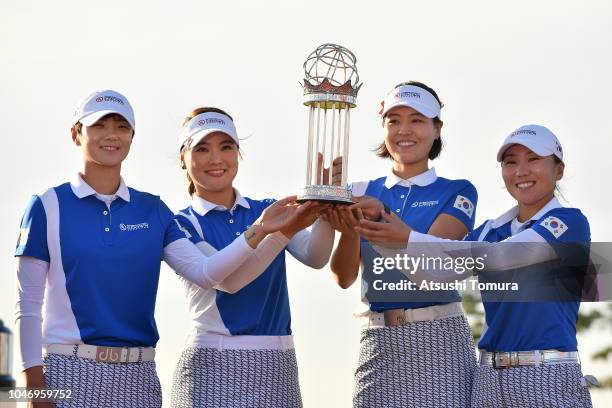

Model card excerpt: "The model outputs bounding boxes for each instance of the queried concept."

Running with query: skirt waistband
[187,333,294,350]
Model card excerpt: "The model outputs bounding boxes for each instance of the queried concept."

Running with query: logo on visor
[197,118,226,127]
[510,130,537,137]
[95,95,125,105]
[395,91,420,99]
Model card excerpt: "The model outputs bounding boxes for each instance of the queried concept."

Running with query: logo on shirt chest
[411,200,439,208]
[120,222,149,231]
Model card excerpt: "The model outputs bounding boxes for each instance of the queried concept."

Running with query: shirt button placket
[103,207,112,244]
[228,214,239,236]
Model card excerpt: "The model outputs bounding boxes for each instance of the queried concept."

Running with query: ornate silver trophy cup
[298,43,362,204]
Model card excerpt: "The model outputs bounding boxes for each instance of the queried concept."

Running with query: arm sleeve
[286,218,335,269]
[15,196,49,262]
[215,233,290,293]
[15,256,48,370]
[163,236,255,289]
[439,183,478,230]
[372,228,557,283]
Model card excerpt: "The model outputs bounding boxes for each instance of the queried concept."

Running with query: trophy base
[297,185,353,205]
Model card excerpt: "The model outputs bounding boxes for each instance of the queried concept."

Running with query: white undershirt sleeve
[372,228,557,283]
[15,256,48,370]
[286,218,334,269]
[209,233,290,293]
[163,236,255,289]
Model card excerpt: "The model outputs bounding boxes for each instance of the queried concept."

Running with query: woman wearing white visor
[170,107,336,408]
[327,82,478,407]
[356,125,594,407]
[14,91,309,408]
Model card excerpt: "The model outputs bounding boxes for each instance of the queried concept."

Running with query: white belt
[187,333,294,351]
[362,302,465,328]
[479,349,579,369]
[45,344,155,364]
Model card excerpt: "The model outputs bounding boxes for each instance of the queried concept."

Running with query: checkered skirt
[43,353,162,408]
[170,346,302,408]
[353,315,477,408]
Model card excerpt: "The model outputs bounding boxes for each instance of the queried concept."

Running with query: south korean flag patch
[540,216,568,239]
[453,195,474,218]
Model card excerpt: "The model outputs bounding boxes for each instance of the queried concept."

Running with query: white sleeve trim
[215,232,290,293]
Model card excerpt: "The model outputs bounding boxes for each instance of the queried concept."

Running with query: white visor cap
[179,112,238,150]
[497,124,564,162]
[380,85,441,119]
[73,90,136,131]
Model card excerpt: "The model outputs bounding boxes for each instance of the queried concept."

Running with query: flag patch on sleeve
[540,216,568,238]
[453,195,474,218]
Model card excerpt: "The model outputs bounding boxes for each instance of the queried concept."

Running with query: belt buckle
[383,309,406,326]
[492,352,510,369]
[95,346,124,363]
[493,352,520,369]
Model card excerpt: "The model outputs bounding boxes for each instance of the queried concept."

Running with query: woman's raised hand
[348,196,385,221]
[354,210,411,248]
[256,196,305,234]
[256,196,329,239]
[322,205,362,236]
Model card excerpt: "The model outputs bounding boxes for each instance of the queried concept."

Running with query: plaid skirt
[353,315,477,408]
[171,346,302,408]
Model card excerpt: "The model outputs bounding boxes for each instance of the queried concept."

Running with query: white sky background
[1,0,612,406]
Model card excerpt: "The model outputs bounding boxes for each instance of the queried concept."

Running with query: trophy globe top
[302,43,362,109]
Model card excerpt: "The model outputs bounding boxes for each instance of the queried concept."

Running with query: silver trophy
[298,43,362,204]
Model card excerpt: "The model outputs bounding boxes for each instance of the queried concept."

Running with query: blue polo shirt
[466,198,590,352]
[176,194,292,336]
[15,176,186,347]
[353,167,478,311]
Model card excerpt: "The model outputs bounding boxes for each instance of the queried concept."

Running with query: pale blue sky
[2,1,612,406]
